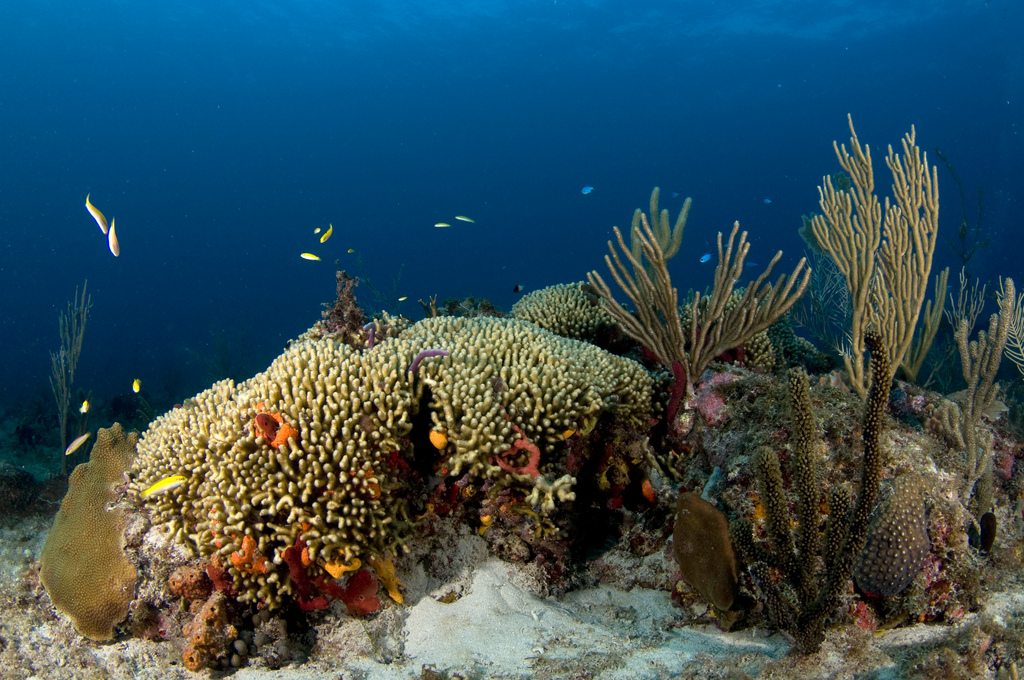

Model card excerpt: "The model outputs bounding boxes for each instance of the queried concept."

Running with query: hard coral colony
[119,311,652,669]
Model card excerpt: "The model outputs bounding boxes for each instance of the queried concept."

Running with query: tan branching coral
[132,315,651,608]
[629,187,690,274]
[399,316,653,491]
[810,114,945,397]
[40,423,138,640]
[588,194,809,404]
[131,339,419,608]
[510,282,612,342]
[951,278,1016,512]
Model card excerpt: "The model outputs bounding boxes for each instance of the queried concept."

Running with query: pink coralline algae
[995,449,1015,480]
[690,372,738,426]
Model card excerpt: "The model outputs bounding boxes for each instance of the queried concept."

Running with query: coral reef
[130,315,652,611]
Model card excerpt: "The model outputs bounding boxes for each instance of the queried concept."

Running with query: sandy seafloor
[4,505,1024,680]
[4,362,1024,679]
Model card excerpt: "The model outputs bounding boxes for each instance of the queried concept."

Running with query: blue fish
[699,253,711,263]
[671,191,680,198]
[581,186,594,195]
[763,198,772,204]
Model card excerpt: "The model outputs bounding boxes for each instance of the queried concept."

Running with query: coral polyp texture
[40,423,138,641]
[130,315,652,607]
[510,281,613,342]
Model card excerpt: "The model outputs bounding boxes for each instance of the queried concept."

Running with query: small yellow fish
[85,193,109,234]
[434,222,451,228]
[300,253,321,261]
[108,218,120,257]
[347,248,355,253]
[398,296,408,301]
[65,432,91,456]
[320,223,333,243]
[140,474,188,499]
[314,227,321,234]
[455,215,475,223]
[132,378,141,393]
[79,399,90,414]
[562,428,576,439]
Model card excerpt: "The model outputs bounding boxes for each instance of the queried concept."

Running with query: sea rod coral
[588,190,809,408]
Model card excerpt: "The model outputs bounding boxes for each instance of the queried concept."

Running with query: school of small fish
[84,194,120,257]
[435,215,476,228]
[300,223,338,261]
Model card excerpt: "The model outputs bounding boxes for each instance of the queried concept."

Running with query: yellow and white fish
[65,432,91,456]
[132,378,141,393]
[85,194,109,234]
[434,222,451,228]
[455,215,475,223]
[314,227,321,234]
[320,223,333,243]
[300,253,321,261]
[108,218,120,257]
[140,474,188,499]
[79,399,90,414]
[347,248,355,253]
[398,296,407,301]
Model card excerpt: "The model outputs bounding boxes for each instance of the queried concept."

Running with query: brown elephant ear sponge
[674,491,739,611]
[40,423,138,641]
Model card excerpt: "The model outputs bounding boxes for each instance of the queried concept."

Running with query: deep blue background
[1,0,1021,412]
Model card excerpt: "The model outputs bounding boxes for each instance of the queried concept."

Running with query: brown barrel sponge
[40,423,138,640]
[674,491,739,611]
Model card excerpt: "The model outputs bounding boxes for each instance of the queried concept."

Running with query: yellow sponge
[40,423,138,640]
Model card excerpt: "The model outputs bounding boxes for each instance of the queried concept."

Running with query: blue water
[1,0,1021,416]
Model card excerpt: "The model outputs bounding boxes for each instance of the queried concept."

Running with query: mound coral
[40,423,138,641]
[510,281,613,342]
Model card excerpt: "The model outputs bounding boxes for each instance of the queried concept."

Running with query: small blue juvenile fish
[581,186,594,195]
[763,198,772,204]
[699,253,711,263]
